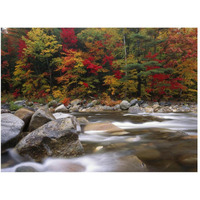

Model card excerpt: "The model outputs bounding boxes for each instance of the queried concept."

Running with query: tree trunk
[124,34,127,98]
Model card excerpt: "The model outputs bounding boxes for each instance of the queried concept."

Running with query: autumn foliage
[1,28,197,103]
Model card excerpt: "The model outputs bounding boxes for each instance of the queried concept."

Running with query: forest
[1,28,197,104]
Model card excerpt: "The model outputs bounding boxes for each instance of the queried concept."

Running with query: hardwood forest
[1,28,197,104]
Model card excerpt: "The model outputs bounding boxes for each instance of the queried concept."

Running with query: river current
[1,112,197,172]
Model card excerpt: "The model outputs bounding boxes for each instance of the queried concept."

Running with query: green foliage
[9,101,23,111]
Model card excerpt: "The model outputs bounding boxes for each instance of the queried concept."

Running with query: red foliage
[18,39,27,58]
[114,70,125,79]
[102,55,114,65]
[62,97,70,106]
[13,89,20,98]
[83,82,89,88]
[145,52,184,100]
[82,59,102,75]
[60,28,77,49]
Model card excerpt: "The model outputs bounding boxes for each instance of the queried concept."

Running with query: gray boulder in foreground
[16,117,84,162]
[1,113,25,151]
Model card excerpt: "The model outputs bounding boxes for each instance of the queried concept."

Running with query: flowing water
[1,112,197,172]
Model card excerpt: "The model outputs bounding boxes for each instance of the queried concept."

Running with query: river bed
[1,112,197,172]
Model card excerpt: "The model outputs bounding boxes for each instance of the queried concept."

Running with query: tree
[13,28,62,98]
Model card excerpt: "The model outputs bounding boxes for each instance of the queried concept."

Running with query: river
[1,112,197,172]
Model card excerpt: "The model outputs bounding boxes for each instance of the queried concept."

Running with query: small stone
[16,166,38,172]
[55,104,68,112]
[1,109,11,113]
[94,146,104,152]
[70,99,81,106]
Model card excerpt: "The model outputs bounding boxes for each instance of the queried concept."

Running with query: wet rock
[28,107,55,131]
[137,100,144,106]
[128,104,143,114]
[26,101,34,106]
[69,105,80,112]
[49,107,55,113]
[128,115,165,123]
[16,117,84,162]
[103,105,113,111]
[144,129,187,140]
[173,106,191,113]
[53,113,81,133]
[84,122,128,135]
[14,108,34,127]
[77,117,89,125]
[144,106,153,113]
[79,105,104,112]
[1,109,11,113]
[113,104,121,110]
[156,106,173,113]
[55,104,68,113]
[130,99,138,106]
[177,154,197,167]
[94,146,104,153]
[153,102,159,107]
[116,155,148,172]
[141,103,149,108]
[70,99,81,106]
[1,103,10,110]
[43,158,86,172]
[14,100,26,107]
[1,113,25,151]
[53,112,73,119]
[135,147,162,161]
[86,102,93,108]
[90,100,98,106]
[120,100,131,110]
[15,166,38,172]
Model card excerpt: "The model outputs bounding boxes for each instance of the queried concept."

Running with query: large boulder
[28,107,55,131]
[14,108,34,127]
[16,117,84,162]
[120,100,131,110]
[55,104,68,113]
[1,113,25,151]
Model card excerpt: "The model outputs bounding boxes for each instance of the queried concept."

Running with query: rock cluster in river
[1,104,84,162]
